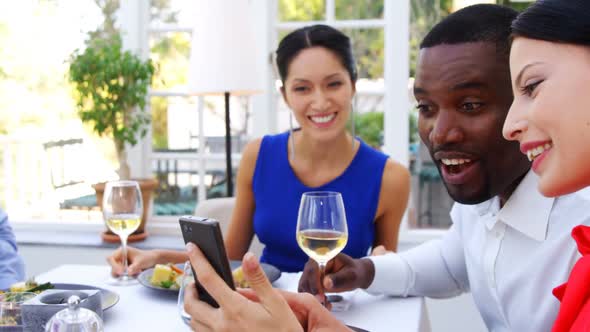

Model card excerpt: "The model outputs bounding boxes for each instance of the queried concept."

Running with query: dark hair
[421,4,518,57]
[512,0,590,46]
[275,24,357,83]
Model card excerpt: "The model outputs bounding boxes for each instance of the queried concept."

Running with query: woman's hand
[371,245,390,256]
[183,243,350,332]
[106,246,158,277]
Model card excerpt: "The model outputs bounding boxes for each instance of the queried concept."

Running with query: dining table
[37,264,431,332]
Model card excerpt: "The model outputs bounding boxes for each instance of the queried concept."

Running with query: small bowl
[0,292,37,327]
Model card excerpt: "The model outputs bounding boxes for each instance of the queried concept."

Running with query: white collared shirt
[368,171,590,332]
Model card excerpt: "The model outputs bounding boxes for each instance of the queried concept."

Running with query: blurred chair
[43,138,97,213]
[415,143,454,228]
[415,143,440,227]
[193,197,263,257]
[206,170,237,198]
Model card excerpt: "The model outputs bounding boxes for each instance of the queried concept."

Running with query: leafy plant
[68,35,154,179]
[353,112,383,148]
[352,111,420,149]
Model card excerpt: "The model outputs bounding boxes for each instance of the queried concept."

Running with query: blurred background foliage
[351,112,383,148]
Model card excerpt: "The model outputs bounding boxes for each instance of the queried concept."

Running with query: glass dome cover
[45,295,103,332]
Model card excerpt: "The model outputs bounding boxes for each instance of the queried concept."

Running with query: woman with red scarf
[503,1,590,330]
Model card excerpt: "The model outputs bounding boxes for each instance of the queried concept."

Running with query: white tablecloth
[38,265,430,332]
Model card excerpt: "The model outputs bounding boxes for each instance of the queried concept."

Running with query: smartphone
[179,216,235,308]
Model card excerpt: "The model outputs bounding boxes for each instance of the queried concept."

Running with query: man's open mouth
[440,158,473,174]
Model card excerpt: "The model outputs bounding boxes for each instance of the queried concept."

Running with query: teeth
[441,158,472,166]
[526,143,553,162]
[310,113,336,124]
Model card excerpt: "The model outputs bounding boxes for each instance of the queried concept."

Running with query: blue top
[252,132,389,272]
[0,208,25,289]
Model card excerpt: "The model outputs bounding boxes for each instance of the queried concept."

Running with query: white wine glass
[296,191,348,307]
[103,180,142,286]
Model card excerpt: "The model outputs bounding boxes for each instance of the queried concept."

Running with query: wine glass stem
[319,262,327,307]
[121,236,129,279]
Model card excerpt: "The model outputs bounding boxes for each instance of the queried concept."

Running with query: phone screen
[179,216,235,308]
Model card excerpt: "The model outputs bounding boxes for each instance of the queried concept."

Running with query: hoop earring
[289,112,296,161]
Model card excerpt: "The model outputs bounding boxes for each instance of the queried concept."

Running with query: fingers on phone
[186,243,234,307]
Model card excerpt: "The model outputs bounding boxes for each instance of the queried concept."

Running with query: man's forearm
[365,238,467,298]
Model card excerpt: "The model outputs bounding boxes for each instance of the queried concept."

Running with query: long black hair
[275,24,357,84]
[512,0,590,46]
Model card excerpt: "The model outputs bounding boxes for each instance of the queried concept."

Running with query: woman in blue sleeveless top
[222,25,410,272]
[106,25,410,276]
[250,131,400,272]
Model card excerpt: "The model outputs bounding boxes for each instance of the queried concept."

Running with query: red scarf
[552,225,590,332]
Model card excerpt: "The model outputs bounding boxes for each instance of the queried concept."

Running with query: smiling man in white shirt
[298,4,590,331]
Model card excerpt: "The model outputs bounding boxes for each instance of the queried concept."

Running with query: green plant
[68,35,154,179]
[353,112,383,148]
[352,111,420,149]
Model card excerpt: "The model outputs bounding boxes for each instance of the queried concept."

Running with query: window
[0,1,111,223]
[146,1,253,220]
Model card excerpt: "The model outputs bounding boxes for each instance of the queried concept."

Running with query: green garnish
[3,292,35,302]
[160,280,174,289]
[27,282,54,293]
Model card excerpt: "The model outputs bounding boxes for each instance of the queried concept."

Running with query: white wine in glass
[103,180,143,286]
[296,191,348,307]
[106,215,141,238]
[297,229,348,264]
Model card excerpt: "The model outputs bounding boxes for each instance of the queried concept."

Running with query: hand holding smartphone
[179,216,235,308]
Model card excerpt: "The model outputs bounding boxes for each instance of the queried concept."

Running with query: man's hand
[298,253,375,302]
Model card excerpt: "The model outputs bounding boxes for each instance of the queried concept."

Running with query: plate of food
[138,260,281,292]
[138,263,185,292]
[229,260,281,288]
[1,280,119,311]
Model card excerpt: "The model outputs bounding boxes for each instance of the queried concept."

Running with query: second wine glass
[103,180,143,286]
[177,261,193,326]
[296,191,348,306]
